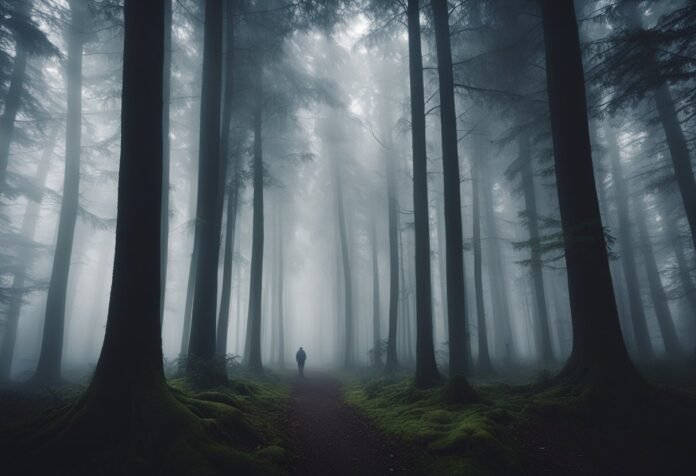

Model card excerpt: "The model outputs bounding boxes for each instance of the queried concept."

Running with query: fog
[1,0,695,384]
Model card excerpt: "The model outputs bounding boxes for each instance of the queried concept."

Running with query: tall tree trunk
[0,125,58,381]
[519,134,555,364]
[605,127,654,361]
[216,186,238,356]
[635,195,682,359]
[33,0,86,384]
[187,0,225,378]
[407,0,440,388]
[385,150,400,371]
[663,212,696,317]
[472,158,493,375]
[180,244,198,355]
[591,125,635,349]
[654,84,696,255]
[371,210,382,367]
[620,2,696,258]
[180,81,202,356]
[540,0,639,385]
[431,0,469,377]
[398,223,408,361]
[215,2,238,357]
[235,259,243,355]
[0,0,32,188]
[333,153,354,367]
[245,63,264,372]
[479,150,513,362]
[435,196,449,344]
[276,200,285,368]
[72,0,176,450]
[160,0,172,324]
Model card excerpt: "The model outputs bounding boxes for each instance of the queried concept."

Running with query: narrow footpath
[286,373,420,475]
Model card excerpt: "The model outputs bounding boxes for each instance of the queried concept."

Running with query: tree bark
[33,0,86,384]
[407,0,440,388]
[0,0,32,188]
[77,0,181,450]
[540,0,639,385]
[187,0,225,376]
[160,0,172,324]
[431,0,469,377]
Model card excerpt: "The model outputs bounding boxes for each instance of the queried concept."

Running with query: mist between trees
[0,0,694,394]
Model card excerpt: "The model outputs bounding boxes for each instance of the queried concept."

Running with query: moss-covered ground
[342,368,696,475]
[0,370,291,475]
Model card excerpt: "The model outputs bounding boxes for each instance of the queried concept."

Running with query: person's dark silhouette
[296,347,307,377]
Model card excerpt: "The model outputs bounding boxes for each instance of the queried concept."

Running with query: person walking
[296,347,307,377]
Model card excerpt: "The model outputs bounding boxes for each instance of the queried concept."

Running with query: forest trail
[286,373,420,475]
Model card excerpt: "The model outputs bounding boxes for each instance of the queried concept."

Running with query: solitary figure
[296,347,307,377]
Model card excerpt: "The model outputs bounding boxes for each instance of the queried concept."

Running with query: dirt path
[286,372,420,475]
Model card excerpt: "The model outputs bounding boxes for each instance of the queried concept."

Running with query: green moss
[343,377,530,475]
[344,372,696,475]
[3,375,291,475]
[256,445,288,464]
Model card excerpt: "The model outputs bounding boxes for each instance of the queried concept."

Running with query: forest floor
[1,363,696,475]
[343,365,696,476]
[0,373,292,475]
[285,372,426,475]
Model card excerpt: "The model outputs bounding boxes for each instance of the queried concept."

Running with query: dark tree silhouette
[0,125,58,381]
[518,133,555,364]
[471,156,493,375]
[33,0,87,384]
[370,209,382,367]
[431,0,470,377]
[384,145,400,372]
[407,0,440,389]
[540,0,640,385]
[604,126,654,361]
[187,0,225,380]
[0,0,32,187]
[159,0,172,324]
[634,192,682,359]
[216,1,238,357]
[245,62,265,373]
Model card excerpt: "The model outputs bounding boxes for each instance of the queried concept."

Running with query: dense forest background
[0,0,695,474]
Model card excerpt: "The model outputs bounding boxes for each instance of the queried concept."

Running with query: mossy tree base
[3,378,286,475]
